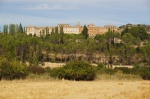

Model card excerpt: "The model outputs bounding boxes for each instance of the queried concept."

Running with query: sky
[0,0,150,29]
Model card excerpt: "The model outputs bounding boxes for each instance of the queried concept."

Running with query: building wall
[64,27,80,34]
[98,27,108,35]
[26,23,118,37]
[26,26,36,35]
[87,27,99,37]
[26,26,53,37]
[104,25,118,32]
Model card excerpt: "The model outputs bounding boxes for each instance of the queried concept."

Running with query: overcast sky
[0,0,150,27]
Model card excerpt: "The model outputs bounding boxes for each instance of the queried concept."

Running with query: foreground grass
[96,74,142,81]
[0,74,150,99]
[0,79,150,99]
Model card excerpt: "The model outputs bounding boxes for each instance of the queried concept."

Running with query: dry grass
[96,74,142,81]
[0,79,150,99]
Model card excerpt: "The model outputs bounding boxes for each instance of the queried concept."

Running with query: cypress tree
[60,26,64,44]
[9,24,16,35]
[24,27,26,33]
[55,26,58,34]
[51,28,55,35]
[18,23,23,33]
[3,25,8,34]
[45,27,49,35]
[81,25,88,39]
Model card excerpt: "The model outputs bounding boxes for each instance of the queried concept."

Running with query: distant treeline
[0,23,150,66]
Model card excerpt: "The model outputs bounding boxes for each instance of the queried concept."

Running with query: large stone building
[26,26,54,37]
[87,23,118,37]
[26,23,118,37]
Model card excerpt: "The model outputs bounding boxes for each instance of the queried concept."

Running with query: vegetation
[139,66,150,80]
[0,57,28,80]
[50,61,96,81]
[0,23,150,81]
[81,25,88,39]
[28,65,45,74]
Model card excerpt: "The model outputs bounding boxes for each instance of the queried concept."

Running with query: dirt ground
[0,80,150,99]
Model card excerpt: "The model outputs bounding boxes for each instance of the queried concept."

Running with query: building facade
[26,23,118,37]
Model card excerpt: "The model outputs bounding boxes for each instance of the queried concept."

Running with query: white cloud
[25,4,79,10]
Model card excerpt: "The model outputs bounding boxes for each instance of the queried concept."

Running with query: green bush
[0,58,28,80]
[28,65,45,74]
[102,68,116,75]
[50,61,96,81]
[139,66,150,80]
[114,67,131,74]
[97,63,105,70]
[45,67,51,73]
[50,67,65,79]
[131,66,139,74]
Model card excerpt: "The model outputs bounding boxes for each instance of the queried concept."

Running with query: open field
[0,80,150,99]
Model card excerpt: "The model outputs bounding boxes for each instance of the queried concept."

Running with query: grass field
[0,79,150,99]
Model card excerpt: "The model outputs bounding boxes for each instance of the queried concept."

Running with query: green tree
[60,26,64,44]
[18,23,23,33]
[9,24,16,35]
[121,27,128,37]
[55,26,58,34]
[3,25,8,34]
[122,33,136,64]
[81,25,88,39]
[51,28,55,35]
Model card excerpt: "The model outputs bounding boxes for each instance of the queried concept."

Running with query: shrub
[114,67,131,74]
[0,58,28,80]
[50,67,65,79]
[131,66,139,74]
[97,63,105,70]
[28,65,45,74]
[45,67,51,73]
[139,66,150,80]
[102,68,116,75]
[50,61,96,81]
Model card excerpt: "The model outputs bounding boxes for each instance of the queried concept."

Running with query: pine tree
[81,25,88,39]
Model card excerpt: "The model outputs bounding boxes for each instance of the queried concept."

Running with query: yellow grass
[0,79,150,99]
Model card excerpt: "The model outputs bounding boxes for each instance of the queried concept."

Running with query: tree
[86,38,97,62]
[81,25,88,39]
[60,26,64,44]
[122,33,136,64]
[18,23,23,33]
[3,25,8,34]
[51,28,55,35]
[9,24,16,35]
[121,27,128,37]
[94,34,105,42]
[45,27,49,35]
[141,44,150,64]
[24,27,26,33]
[122,26,148,40]
[55,26,58,34]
